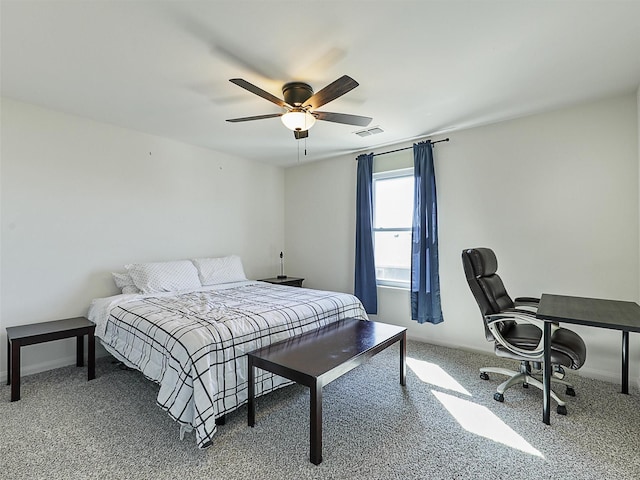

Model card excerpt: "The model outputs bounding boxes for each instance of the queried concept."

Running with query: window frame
[372,167,414,289]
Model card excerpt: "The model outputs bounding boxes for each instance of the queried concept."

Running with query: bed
[87,257,368,448]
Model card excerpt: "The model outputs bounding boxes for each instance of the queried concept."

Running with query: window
[373,168,414,288]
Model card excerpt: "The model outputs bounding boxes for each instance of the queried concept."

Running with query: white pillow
[111,272,140,294]
[192,255,248,286]
[125,260,202,294]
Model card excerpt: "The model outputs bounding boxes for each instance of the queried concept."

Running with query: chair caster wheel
[557,405,567,415]
[565,387,576,397]
[480,372,489,380]
[522,383,529,389]
[553,365,566,380]
[493,392,504,402]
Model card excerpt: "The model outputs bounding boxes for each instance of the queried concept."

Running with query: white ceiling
[2,1,640,167]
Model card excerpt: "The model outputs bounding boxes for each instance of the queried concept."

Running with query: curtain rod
[371,138,449,158]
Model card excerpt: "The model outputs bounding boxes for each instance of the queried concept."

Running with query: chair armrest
[514,297,540,304]
[486,310,559,360]
[513,297,540,311]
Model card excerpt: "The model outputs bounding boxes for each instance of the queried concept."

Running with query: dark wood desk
[247,318,406,465]
[537,294,640,424]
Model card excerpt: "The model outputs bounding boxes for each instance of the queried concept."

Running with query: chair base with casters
[462,247,587,416]
[479,360,576,414]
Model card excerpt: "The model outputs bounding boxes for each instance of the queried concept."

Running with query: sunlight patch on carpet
[432,390,544,458]
[407,357,471,396]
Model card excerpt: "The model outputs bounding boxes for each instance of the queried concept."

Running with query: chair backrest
[462,248,515,341]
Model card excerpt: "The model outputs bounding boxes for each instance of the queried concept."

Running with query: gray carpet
[2,340,639,479]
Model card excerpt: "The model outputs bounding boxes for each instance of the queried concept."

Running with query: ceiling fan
[226,75,372,139]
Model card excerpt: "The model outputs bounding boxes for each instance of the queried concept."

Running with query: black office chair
[462,248,587,414]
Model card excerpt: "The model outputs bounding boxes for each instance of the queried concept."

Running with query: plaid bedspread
[95,282,368,448]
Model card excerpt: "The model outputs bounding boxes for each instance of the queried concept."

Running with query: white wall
[285,93,639,384]
[2,93,638,385]
[284,154,358,293]
[0,98,285,379]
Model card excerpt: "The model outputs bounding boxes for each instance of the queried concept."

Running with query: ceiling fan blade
[303,75,359,109]
[226,113,283,123]
[294,130,309,140]
[229,79,292,109]
[313,111,372,127]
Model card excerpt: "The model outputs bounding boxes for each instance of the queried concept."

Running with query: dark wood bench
[247,318,406,465]
[6,317,96,401]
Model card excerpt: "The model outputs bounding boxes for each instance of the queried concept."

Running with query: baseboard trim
[0,349,110,385]
[2,337,639,391]
[406,334,634,388]
[0,354,77,385]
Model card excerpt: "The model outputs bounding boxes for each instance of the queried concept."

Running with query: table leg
[310,381,323,465]
[6,338,10,386]
[10,341,21,402]
[248,357,255,427]
[88,330,95,381]
[400,333,406,386]
[622,331,629,394]
[76,335,84,367]
[542,322,551,425]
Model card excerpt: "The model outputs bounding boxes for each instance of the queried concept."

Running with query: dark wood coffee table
[247,318,406,465]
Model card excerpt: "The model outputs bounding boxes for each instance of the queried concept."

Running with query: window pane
[374,230,411,286]
[374,176,414,228]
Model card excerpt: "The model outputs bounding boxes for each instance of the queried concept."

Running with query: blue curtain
[354,153,377,314]
[411,141,444,324]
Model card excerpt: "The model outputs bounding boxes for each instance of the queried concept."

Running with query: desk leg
[88,330,95,381]
[622,331,629,394]
[310,382,323,465]
[400,333,406,386]
[76,335,84,367]
[10,341,20,402]
[248,357,255,427]
[542,322,551,425]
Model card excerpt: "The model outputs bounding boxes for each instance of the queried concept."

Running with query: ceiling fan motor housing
[282,82,314,107]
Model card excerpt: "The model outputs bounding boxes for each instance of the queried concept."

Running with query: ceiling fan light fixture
[281,110,316,131]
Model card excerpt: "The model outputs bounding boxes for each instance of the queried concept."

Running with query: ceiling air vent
[355,126,384,137]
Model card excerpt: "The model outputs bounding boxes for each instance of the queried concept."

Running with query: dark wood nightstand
[259,277,304,287]
[6,317,96,401]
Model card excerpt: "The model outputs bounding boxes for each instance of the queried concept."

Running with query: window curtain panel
[354,153,378,314]
[411,141,444,324]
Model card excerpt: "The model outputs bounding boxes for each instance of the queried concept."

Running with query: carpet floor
[2,340,639,479]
